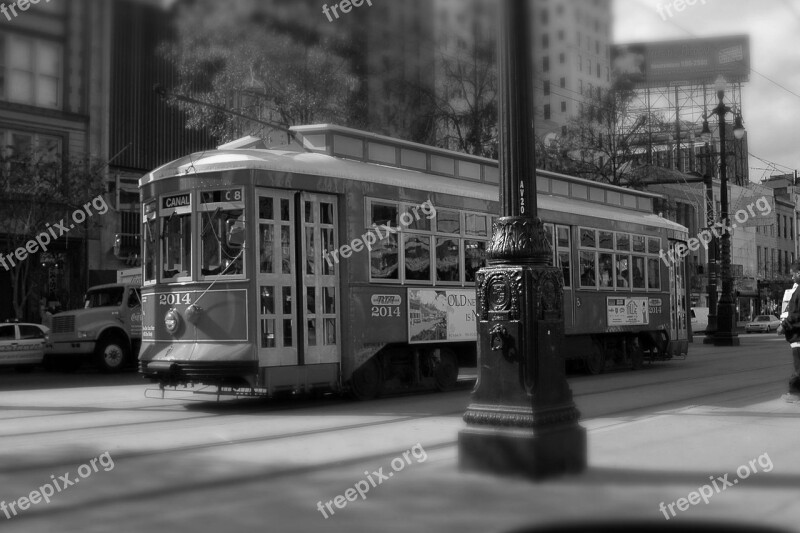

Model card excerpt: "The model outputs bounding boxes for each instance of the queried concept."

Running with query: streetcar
[138,124,689,399]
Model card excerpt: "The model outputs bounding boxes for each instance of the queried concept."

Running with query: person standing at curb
[778,262,800,402]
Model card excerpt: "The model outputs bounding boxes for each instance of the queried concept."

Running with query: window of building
[543,80,550,95]
[578,55,582,72]
[543,104,551,120]
[559,52,565,64]
[542,34,549,49]
[542,56,550,72]
[0,129,62,163]
[1,34,62,109]
[557,29,564,40]
[596,63,601,78]
[560,101,566,112]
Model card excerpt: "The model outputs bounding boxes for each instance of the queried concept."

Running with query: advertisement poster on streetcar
[407,289,477,344]
[607,296,649,326]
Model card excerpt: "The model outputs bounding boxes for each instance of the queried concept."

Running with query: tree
[159,0,361,143]
[0,149,105,320]
[553,77,667,187]
[422,24,498,158]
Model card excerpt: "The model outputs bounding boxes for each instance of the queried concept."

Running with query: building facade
[0,0,215,321]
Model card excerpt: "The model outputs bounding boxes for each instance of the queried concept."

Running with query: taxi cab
[0,321,50,372]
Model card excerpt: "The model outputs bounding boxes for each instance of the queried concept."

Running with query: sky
[613,0,800,183]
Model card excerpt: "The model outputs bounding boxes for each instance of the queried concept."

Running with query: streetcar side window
[580,251,596,287]
[404,234,432,282]
[436,209,460,234]
[371,202,398,227]
[465,214,488,237]
[465,240,486,283]
[616,255,630,287]
[556,225,571,288]
[579,227,661,292]
[366,198,490,285]
[632,256,645,288]
[370,234,399,280]
[435,237,460,282]
[647,257,660,290]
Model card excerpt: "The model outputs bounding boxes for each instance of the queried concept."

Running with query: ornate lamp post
[701,75,745,346]
[458,0,586,479]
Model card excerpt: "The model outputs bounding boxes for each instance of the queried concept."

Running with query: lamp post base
[713,332,741,346]
[702,314,718,344]
[459,422,586,480]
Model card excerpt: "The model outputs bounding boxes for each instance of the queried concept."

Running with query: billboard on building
[612,35,750,88]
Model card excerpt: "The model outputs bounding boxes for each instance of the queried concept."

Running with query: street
[1,333,799,532]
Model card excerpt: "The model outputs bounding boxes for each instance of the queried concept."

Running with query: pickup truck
[47,283,142,372]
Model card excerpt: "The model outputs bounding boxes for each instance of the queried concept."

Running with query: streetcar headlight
[164,308,181,335]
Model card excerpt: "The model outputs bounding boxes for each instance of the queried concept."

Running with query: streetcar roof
[141,148,687,235]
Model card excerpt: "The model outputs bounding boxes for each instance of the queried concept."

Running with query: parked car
[691,307,709,334]
[0,321,50,372]
[745,315,782,333]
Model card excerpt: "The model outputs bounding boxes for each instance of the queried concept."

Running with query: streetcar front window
[201,208,244,276]
[161,196,192,282]
[199,189,245,278]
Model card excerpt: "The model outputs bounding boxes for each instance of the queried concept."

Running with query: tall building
[532,0,613,139]
[347,0,436,143]
[432,0,613,148]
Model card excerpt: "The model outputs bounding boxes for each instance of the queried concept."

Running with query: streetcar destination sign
[201,189,243,203]
[162,194,191,209]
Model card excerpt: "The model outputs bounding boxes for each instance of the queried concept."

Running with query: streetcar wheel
[434,348,459,392]
[630,344,644,371]
[349,357,383,401]
[95,336,129,373]
[584,349,605,375]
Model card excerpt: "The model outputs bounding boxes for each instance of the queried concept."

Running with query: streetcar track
[0,353,791,474]
[0,407,467,475]
[2,378,792,522]
[0,358,787,437]
[0,370,786,476]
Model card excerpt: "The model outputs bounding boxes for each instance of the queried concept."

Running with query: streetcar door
[668,240,688,342]
[300,193,340,365]
[255,190,298,367]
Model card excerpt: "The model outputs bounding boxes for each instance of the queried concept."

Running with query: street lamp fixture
[702,75,745,346]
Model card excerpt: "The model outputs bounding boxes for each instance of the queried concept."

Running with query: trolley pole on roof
[458,0,586,479]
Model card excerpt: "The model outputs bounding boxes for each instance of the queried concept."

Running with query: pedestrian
[778,262,800,402]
